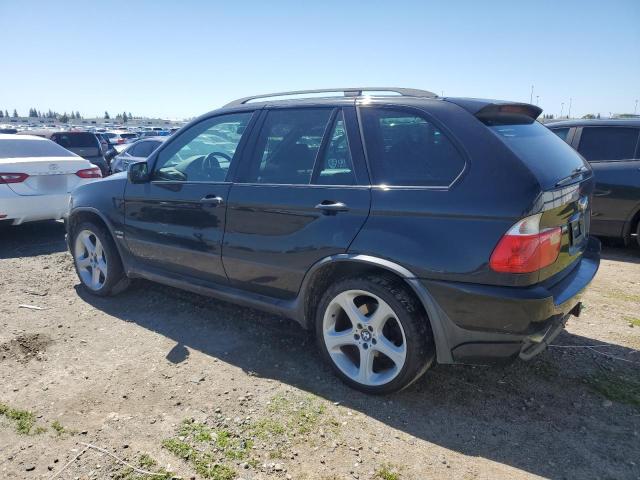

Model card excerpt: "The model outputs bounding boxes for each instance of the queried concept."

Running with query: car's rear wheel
[316,275,435,394]
[72,221,128,296]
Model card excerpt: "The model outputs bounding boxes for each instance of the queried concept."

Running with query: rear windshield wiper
[555,166,589,187]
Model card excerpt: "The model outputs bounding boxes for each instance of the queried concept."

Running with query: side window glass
[127,142,143,157]
[551,128,570,143]
[314,111,355,185]
[578,127,640,161]
[241,108,333,184]
[361,108,465,187]
[152,112,252,182]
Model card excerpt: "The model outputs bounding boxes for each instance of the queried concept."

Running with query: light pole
[561,102,564,118]
[536,95,539,106]
[635,99,638,115]
[530,85,534,104]
[568,98,572,118]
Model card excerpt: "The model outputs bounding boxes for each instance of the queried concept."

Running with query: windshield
[489,121,589,189]
[0,138,77,158]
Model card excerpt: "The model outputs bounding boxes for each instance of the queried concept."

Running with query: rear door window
[314,110,356,185]
[578,127,640,161]
[240,108,333,184]
[360,108,465,187]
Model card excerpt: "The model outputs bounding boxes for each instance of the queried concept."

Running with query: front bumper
[0,189,70,225]
[422,236,601,364]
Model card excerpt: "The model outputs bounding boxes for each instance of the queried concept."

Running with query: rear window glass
[0,138,77,158]
[361,108,465,187]
[578,127,640,161]
[51,132,98,148]
[489,121,588,189]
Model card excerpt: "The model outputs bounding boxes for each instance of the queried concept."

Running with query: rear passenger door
[575,126,640,237]
[223,106,371,299]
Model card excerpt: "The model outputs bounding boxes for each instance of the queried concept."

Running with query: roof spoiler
[445,98,542,124]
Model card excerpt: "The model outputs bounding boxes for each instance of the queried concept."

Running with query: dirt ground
[1,220,639,480]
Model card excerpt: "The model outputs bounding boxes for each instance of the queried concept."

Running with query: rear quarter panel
[349,99,542,287]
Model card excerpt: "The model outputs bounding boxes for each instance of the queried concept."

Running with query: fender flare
[295,254,454,364]
[66,207,130,267]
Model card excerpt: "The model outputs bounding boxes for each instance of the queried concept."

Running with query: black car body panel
[67,91,601,366]
[547,119,640,243]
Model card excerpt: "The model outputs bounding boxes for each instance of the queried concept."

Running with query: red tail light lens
[490,214,562,273]
[76,167,102,179]
[0,173,29,184]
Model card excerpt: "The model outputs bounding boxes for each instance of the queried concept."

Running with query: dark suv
[66,88,600,394]
[547,119,640,247]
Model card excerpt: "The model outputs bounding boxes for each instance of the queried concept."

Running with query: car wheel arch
[296,254,453,363]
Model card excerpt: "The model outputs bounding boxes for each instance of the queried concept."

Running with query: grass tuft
[375,464,401,480]
[0,403,38,434]
[588,374,640,408]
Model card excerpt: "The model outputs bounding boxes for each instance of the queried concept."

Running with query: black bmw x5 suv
[66,88,600,394]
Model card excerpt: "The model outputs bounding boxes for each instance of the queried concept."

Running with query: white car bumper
[0,186,70,225]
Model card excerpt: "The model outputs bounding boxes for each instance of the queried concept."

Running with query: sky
[1,0,639,120]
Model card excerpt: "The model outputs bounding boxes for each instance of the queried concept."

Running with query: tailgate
[537,178,594,282]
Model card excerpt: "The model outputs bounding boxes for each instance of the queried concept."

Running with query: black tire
[315,274,435,394]
[71,220,128,296]
[636,221,640,249]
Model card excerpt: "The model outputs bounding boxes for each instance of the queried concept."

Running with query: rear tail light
[76,167,102,179]
[117,138,125,144]
[490,213,562,273]
[0,173,29,184]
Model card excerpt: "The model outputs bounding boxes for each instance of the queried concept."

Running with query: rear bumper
[0,187,70,225]
[421,236,601,364]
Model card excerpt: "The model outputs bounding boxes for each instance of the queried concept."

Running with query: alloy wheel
[74,230,108,291]
[322,289,407,386]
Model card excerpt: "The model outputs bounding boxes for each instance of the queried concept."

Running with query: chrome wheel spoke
[81,234,95,254]
[375,337,406,367]
[324,328,356,350]
[357,347,375,384]
[369,301,394,332]
[336,291,367,325]
[91,265,101,287]
[76,256,91,268]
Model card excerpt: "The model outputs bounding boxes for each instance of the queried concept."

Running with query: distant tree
[60,112,69,123]
[12,109,18,118]
[582,114,596,119]
[37,110,42,118]
[128,112,133,120]
[5,110,9,118]
[104,111,110,120]
[122,111,128,123]
[75,111,81,120]
[597,113,601,119]
[0,110,3,118]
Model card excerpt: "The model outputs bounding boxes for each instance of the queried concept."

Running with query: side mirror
[105,148,118,161]
[128,161,150,183]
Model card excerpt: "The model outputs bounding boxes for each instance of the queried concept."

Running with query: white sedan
[0,134,102,225]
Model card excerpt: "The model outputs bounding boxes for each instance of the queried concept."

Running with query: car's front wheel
[316,275,435,394]
[72,221,128,296]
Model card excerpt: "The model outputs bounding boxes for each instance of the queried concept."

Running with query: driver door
[123,111,256,284]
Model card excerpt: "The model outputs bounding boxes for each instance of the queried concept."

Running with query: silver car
[110,136,165,173]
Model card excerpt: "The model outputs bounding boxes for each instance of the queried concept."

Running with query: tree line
[0,109,135,123]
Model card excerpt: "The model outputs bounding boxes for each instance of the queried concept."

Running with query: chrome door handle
[200,195,224,206]
[315,201,349,213]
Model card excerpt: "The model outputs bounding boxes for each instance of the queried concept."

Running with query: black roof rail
[222,87,438,108]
